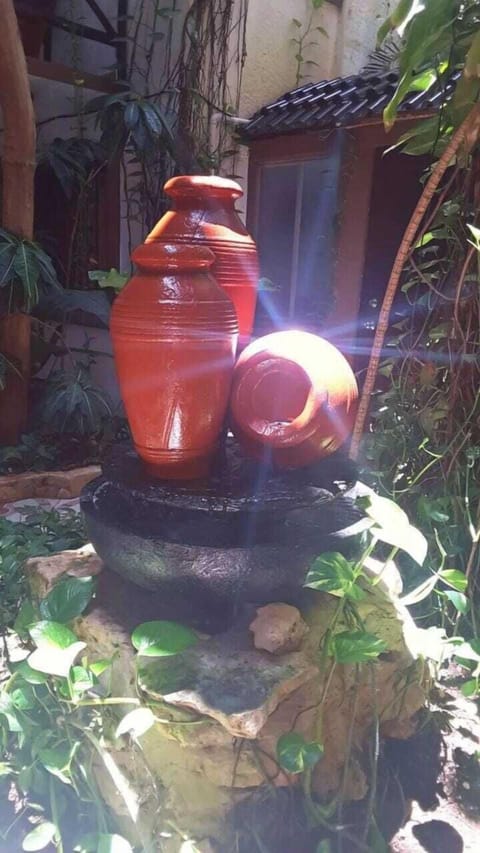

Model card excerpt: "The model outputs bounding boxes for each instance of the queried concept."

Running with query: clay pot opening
[164,175,243,201]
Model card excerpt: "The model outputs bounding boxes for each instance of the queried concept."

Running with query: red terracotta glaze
[111,243,238,479]
[146,175,259,343]
[230,330,358,469]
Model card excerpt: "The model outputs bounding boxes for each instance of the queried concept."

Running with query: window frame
[247,130,341,330]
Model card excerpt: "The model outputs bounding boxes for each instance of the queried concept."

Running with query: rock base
[25,547,431,851]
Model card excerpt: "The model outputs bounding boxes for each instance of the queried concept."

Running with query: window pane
[255,163,298,332]
[296,160,337,328]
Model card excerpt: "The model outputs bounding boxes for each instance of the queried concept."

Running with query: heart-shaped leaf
[74,834,133,853]
[39,576,95,623]
[71,666,94,694]
[276,732,323,774]
[358,494,427,565]
[38,743,74,782]
[115,707,156,739]
[332,631,387,664]
[28,643,86,678]
[304,553,363,600]
[30,621,78,650]
[12,660,48,685]
[22,821,57,851]
[444,591,468,614]
[131,621,198,657]
[440,569,468,593]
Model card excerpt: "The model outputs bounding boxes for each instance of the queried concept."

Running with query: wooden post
[0,0,36,444]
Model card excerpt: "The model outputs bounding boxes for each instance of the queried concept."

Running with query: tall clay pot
[230,331,358,469]
[146,175,259,344]
[111,243,238,480]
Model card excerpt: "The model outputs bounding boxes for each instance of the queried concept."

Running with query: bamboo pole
[350,104,480,459]
[0,0,36,443]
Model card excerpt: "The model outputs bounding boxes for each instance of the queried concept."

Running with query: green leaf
[257,276,280,292]
[71,665,94,693]
[452,640,480,663]
[332,631,387,664]
[131,621,198,657]
[88,268,129,292]
[359,494,427,565]
[11,685,36,710]
[444,591,468,614]
[39,576,95,623]
[89,658,113,677]
[304,552,363,600]
[461,679,478,698]
[41,288,111,326]
[398,116,443,156]
[29,621,86,677]
[440,569,468,593]
[115,707,156,739]
[400,572,440,606]
[22,821,57,851]
[13,660,48,685]
[30,621,78,650]
[81,833,133,853]
[38,743,75,784]
[316,842,333,853]
[14,599,38,640]
[358,493,408,529]
[468,222,480,252]
[377,0,415,46]
[409,67,438,93]
[0,694,23,732]
[276,733,323,774]
[28,643,86,678]
[13,242,40,310]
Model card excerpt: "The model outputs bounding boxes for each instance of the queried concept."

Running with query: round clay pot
[230,330,358,469]
[111,243,238,480]
[146,175,259,344]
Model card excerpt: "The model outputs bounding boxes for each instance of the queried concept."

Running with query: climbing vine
[351,0,480,628]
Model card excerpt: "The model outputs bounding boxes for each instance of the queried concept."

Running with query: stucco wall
[226,1,340,213]
[336,0,392,76]
[238,0,339,118]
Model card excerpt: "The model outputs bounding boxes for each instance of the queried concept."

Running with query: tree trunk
[350,104,480,459]
[0,0,36,444]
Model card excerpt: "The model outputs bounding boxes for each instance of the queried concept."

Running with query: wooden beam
[27,56,123,93]
[0,0,36,443]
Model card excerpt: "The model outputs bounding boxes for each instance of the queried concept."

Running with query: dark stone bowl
[81,442,371,629]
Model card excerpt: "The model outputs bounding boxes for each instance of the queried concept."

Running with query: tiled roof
[242,70,461,140]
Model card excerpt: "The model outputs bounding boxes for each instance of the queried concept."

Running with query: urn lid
[164,174,243,200]
[131,242,216,272]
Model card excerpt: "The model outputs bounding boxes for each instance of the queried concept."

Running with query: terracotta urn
[229,330,358,469]
[146,175,259,344]
[110,243,238,479]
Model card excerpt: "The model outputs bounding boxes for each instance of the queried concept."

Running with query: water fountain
[70,177,430,849]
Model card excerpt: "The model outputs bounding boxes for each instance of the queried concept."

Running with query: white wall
[222,0,340,213]
[335,0,393,76]
[238,0,339,118]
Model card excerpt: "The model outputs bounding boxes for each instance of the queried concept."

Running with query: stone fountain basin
[81,443,370,625]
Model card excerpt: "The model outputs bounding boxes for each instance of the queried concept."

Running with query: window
[249,140,342,335]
